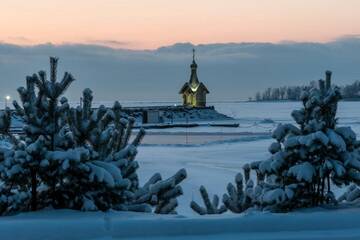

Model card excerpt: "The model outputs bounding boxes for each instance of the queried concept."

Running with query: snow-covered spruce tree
[338,184,360,203]
[0,107,26,214]
[66,88,187,213]
[0,57,139,212]
[133,168,187,214]
[222,172,258,213]
[252,71,360,211]
[191,167,258,215]
[190,185,227,215]
[64,88,144,210]
[1,57,77,211]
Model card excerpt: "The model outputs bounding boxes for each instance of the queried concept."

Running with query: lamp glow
[4,95,10,108]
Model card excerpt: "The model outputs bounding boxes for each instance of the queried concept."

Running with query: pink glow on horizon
[0,0,359,49]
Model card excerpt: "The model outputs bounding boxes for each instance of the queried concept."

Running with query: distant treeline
[252,80,360,101]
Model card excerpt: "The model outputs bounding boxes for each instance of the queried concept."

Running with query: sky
[1,0,360,49]
[0,1,360,102]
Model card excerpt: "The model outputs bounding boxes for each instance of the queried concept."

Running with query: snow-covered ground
[2,101,360,239]
[2,207,360,240]
[137,138,272,216]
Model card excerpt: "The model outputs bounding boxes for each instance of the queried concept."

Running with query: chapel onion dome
[190,48,198,69]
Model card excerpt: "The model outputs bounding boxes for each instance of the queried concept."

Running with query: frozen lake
[106,100,360,125]
[137,101,360,143]
[214,101,360,127]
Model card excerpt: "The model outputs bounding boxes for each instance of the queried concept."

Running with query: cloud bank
[0,38,360,103]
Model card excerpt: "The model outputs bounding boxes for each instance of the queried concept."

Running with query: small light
[4,95,10,108]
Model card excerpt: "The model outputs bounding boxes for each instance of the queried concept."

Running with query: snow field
[137,139,273,216]
[1,207,360,240]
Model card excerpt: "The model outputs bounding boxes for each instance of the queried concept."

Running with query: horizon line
[1,34,360,51]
